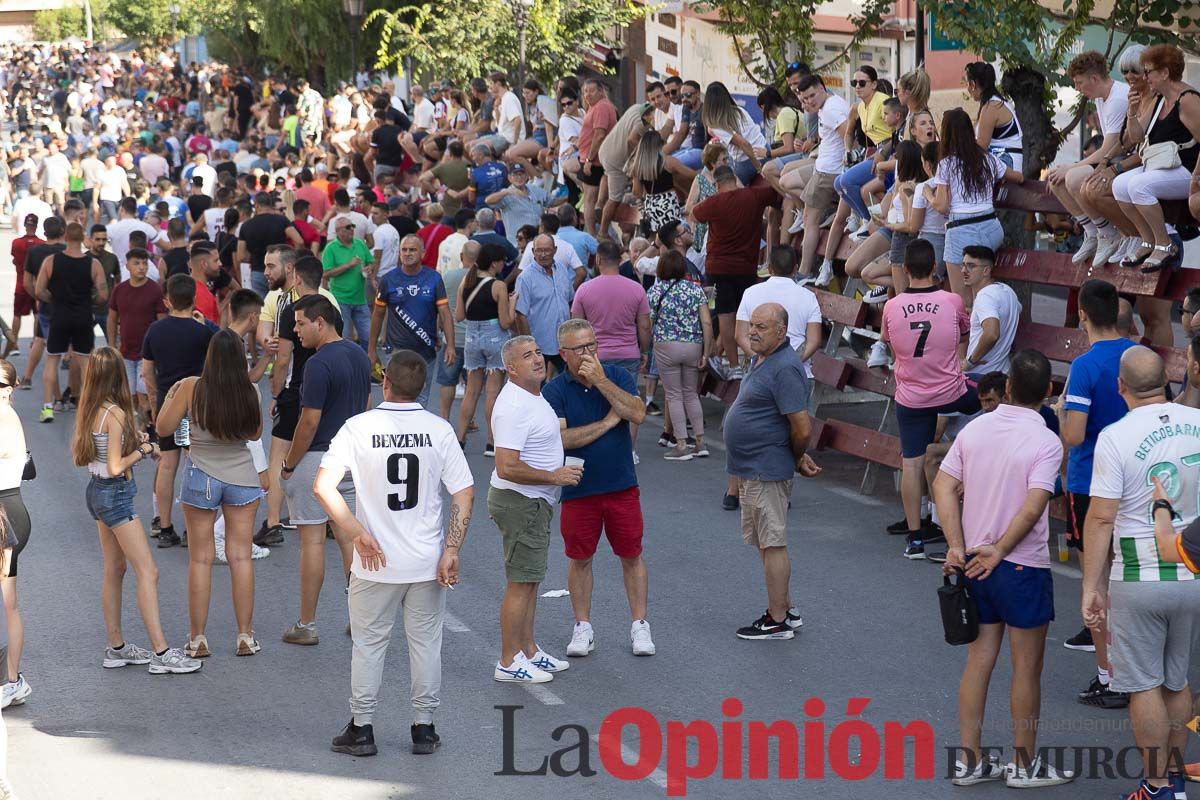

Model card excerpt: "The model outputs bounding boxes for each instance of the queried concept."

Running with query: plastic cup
[564,456,585,469]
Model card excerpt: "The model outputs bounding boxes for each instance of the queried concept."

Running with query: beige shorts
[603,164,631,202]
[802,170,838,214]
[739,479,793,549]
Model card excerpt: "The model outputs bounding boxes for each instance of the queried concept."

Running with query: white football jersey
[321,402,473,583]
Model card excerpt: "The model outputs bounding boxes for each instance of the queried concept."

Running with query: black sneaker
[656,432,676,448]
[926,550,947,564]
[646,401,663,416]
[1077,676,1129,709]
[888,515,933,535]
[922,522,946,545]
[1064,627,1095,652]
[332,720,377,756]
[903,533,925,560]
[736,612,794,640]
[722,493,739,511]
[326,523,334,540]
[150,515,160,539]
[157,526,180,548]
[483,443,495,457]
[180,529,188,548]
[254,523,285,547]
[411,723,441,755]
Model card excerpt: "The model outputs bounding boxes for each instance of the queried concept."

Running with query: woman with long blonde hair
[72,347,202,675]
[626,130,696,237]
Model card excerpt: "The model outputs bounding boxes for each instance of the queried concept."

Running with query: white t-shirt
[372,222,400,277]
[203,207,227,239]
[321,402,473,584]
[1090,402,1200,583]
[517,236,583,274]
[496,90,526,143]
[654,103,684,134]
[11,197,54,238]
[489,381,564,504]
[192,163,217,197]
[97,165,128,202]
[558,114,583,158]
[710,107,767,166]
[968,282,1021,374]
[326,211,375,242]
[912,180,947,235]
[1096,81,1130,137]
[107,217,165,270]
[814,93,851,176]
[436,232,469,273]
[412,97,436,131]
[735,276,823,372]
[931,152,1004,215]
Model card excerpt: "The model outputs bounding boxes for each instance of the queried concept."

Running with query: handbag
[1140,96,1185,171]
[21,450,34,482]
[937,567,979,646]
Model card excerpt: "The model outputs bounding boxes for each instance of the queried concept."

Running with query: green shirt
[321,238,373,305]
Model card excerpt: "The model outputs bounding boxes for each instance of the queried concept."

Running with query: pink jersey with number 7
[881,287,969,408]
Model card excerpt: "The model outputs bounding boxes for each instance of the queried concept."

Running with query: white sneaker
[631,451,640,466]
[631,620,656,656]
[867,340,891,369]
[567,622,595,657]
[814,260,834,288]
[215,534,227,564]
[251,543,270,560]
[787,209,805,235]
[863,285,889,304]
[148,647,204,675]
[786,607,804,629]
[849,222,871,242]
[1,675,30,708]
[844,214,862,233]
[1071,232,1098,264]
[1119,236,1141,264]
[494,653,553,683]
[528,648,569,673]
[1091,229,1123,267]
[819,211,836,229]
[1005,757,1074,788]
[952,754,1004,786]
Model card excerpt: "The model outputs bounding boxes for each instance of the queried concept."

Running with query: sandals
[1120,241,1153,268]
[1140,242,1179,274]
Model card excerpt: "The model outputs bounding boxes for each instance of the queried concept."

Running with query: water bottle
[174,416,191,448]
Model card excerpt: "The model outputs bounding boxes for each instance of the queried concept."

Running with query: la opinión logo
[495,697,936,796]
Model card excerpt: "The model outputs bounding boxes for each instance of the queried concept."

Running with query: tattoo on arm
[446,501,471,549]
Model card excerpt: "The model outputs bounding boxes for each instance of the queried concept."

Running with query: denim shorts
[920,232,947,280]
[178,459,264,511]
[945,216,1003,265]
[86,475,139,528]
[436,346,465,387]
[602,358,641,382]
[464,319,508,371]
[770,152,807,170]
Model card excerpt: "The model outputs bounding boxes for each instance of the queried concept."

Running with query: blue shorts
[436,346,465,387]
[86,475,138,528]
[464,319,508,371]
[37,310,50,340]
[178,459,264,511]
[602,358,640,382]
[945,216,1003,265]
[965,559,1055,629]
[895,388,981,458]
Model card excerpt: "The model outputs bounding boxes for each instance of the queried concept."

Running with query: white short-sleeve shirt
[321,402,473,584]
[813,93,851,176]
[489,381,564,504]
[968,281,1021,374]
[1096,81,1130,137]
[497,91,527,143]
[735,276,823,372]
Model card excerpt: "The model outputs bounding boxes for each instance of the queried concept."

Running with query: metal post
[915,3,926,67]
[350,25,359,85]
[518,23,527,90]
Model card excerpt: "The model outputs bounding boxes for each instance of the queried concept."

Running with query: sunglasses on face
[1121,67,1143,75]
[851,79,871,88]
[681,92,696,99]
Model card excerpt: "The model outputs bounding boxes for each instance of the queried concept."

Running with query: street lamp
[510,0,533,89]
[342,0,366,85]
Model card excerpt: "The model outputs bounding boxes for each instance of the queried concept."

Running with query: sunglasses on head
[850,79,871,88]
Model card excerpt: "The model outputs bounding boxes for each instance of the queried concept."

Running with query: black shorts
[711,274,759,315]
[895,388,981,458]
[0,488,31,578]
[576,162,604,187]
[46,314,95,356]
[1066,491,1090,551]
[271,392,301,442]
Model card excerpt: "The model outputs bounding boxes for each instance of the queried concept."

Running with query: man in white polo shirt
[316,351,475,759]
[489,335,582,684]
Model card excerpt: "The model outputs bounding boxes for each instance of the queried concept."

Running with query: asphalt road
[0,228,1190,799]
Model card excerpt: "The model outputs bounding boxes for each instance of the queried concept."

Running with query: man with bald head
[514,234,576,375]
[724,302,821,640]
[1083,345,1200,799]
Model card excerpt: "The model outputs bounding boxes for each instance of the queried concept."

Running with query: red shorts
[12,288,33,316]
[560,486,644,560]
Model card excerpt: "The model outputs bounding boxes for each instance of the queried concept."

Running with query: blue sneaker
[1121,779,1175,800]
[1168,770,1188,799]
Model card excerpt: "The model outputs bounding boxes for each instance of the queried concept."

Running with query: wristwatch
[1152,499,1179,520]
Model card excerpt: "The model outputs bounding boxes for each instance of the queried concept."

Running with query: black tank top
[465,276,500,321]
[48,251,95,317]
[1148,90,1200,172]
[648,163,675,194]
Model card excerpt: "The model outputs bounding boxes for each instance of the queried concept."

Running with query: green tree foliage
[691,0,894,88]
[32,4,88,41]
[367,0,648,85]
[106,0,196,45]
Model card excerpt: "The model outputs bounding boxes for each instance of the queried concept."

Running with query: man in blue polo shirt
[368,234,456,407]
[542,319,654,658]
[515,234,576,375]
[1061,278,1134,710]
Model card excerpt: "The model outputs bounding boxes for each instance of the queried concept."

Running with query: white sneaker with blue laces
[494,653,553,683]
[528,648,569,673]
